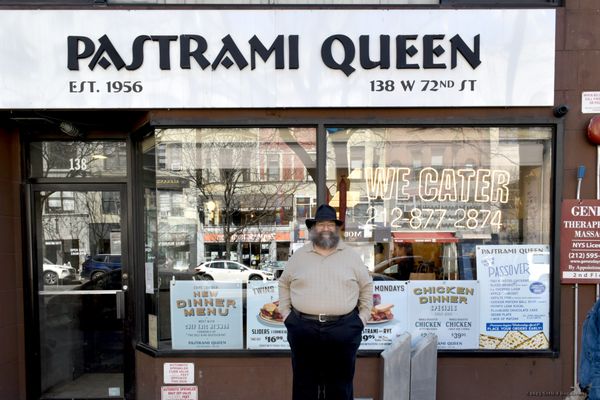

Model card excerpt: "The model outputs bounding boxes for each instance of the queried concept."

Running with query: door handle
[116,291,125,319]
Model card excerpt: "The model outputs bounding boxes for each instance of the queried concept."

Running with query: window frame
[136,117,562,358]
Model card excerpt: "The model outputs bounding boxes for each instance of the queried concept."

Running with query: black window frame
[136,116,563,359]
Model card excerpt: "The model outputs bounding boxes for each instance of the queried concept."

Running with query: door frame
[25,183,134,399]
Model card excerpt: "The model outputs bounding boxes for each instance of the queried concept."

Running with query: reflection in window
[143,127,317,348]
[326,127,553,281]
[29,141,127,178]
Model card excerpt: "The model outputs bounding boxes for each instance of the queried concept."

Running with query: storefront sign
[407,281,479,349]
[0,9,554,109]
[170,280,243,349]
[359,281,408,350]
[164,363,194,384]
[477,245,550,350]
[560,199,600,283]
[161,386,198,400]
[246,281,290,350]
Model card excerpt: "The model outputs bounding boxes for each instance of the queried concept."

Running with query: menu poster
[407,281,480,350]
[476,244,550,350]
[359,281,408,350]
[246,281,290,350]
[170,280,243,350]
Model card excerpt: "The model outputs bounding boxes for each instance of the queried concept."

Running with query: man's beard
[310,229,340,249]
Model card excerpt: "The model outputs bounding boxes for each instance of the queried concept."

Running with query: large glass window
[327,126,553,351]
[143,127,317,349]
[142,125,555,352]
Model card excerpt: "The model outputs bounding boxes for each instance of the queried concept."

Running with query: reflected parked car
[258,261,287,279]
[194,260,273,282]
[42,258,78,285]
[81,254,122,280]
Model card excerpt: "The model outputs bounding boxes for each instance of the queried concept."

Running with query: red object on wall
[587,116,600,145]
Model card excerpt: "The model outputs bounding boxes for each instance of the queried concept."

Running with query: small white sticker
[582,91,600,113]
[108,387,121,397]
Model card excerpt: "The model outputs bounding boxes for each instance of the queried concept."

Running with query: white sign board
[161,386,198,400]
[476,245,550,350]
[169,280,243,350]
[0,9,555,109]
[582,92,600,114]
[407,280,479,350]
[164,363,195,384]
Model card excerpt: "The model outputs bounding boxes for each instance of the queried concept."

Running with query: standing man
[279,204,373,400]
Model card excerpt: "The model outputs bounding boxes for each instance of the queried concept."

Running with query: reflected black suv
[81,254,122,280]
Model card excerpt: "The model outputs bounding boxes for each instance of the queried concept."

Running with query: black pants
[285,309,364,400]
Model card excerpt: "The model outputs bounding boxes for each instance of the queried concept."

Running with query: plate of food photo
[368,303,394,324]
[258,300,285,325]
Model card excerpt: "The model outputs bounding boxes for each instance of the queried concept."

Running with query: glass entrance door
[34,187,128,399]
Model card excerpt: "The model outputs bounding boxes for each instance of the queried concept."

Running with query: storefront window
[142,125,554,352]
[327,126,553,350]
[143,127,317,349]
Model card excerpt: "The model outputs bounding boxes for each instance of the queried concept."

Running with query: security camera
[553,105,570,118]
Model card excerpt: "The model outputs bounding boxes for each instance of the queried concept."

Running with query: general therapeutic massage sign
[560,199,600,283]
[0,9,554,109]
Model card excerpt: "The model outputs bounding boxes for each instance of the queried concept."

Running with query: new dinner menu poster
[170,280,243,350]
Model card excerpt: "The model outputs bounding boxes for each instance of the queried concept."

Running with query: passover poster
[359,281,409,350]
[407,281,479,350]
[246,281,290,350]
[477,244,550,350]
[170,280,243,349]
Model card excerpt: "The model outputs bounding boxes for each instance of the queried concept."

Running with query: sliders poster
[170,280,243,350]
[407,281,480,349]
[246,281,290,350]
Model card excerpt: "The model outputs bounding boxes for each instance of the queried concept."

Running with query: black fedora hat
[305,204,343,229]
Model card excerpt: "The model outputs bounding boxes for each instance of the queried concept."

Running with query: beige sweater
[278,241,373,325]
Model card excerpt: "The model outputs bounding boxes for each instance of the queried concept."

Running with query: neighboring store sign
[477,245,550,350]
[407,281,479,350]
[560,199,600,283]
[246,281,290,349]
[170,280,243,349]
[0,9,554,109]
[359,281,408,350]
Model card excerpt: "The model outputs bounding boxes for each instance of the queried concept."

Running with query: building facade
[1,1,598,399]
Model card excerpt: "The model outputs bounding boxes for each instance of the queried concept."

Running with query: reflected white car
[194,260,273,282]
[43,258,77,285]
